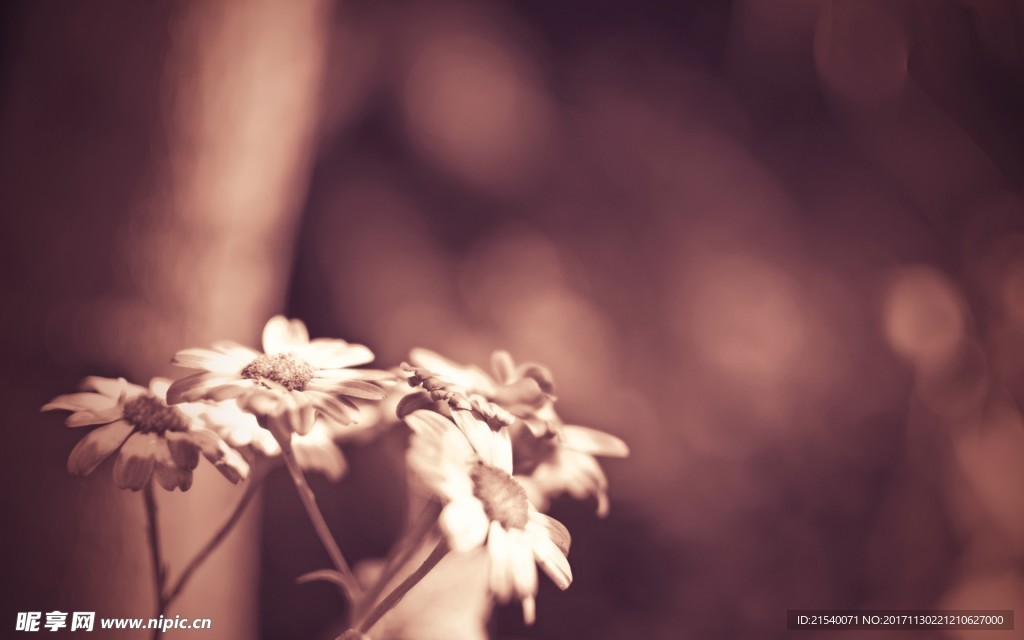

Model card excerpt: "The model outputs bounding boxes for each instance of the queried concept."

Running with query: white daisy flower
[407,349,557,436]
[42,377,249,491]
[167,316,394,437]
[404,408,572,625]
[406,349,629,515]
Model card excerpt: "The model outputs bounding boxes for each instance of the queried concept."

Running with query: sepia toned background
[3,1,1024,638]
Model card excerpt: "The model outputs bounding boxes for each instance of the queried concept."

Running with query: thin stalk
[163,469,266,605]
[143,481,167,640]
[354,539,449,634]
[352,501,441,621]
[279,442,360,601]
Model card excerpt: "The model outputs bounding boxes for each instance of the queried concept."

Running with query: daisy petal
[113,432,160,490]
[313,367,395,382]
[262,315,309,354]
[452,409,497,465]
[528,511,572,556]
[293,435,347,482]
[148,378,172,400]
[508,530,539,602]
[66,419,134,476]
[155,463,193,491]
[153,439,192,491]
[172,347,253,373]
[487,522,513,601]
[65,405,124,428]
[490,351,517,385]
[167,372,248,405]
[440,498,489,552]
[302,340,375,369]
[395,392,443,420]
[41,392,117,413]
[403,409,455,437]
[529,532,572,590]
[410,348,497,395]
[309,378,385,400]
[489,427,514,475]
[307,391,361,427]
[516,362,556,395]
[560,425,629,458]
[190,429,250,483]
[164,432,201,471]
[521,596,536,626]
[80,376,132,399]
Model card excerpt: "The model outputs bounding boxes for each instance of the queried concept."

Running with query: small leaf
[296,569,349,588]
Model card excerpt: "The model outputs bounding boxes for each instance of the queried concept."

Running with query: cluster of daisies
[42,316,627,628]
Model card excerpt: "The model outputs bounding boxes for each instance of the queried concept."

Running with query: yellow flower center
[471,463,529,530]
[242,353,314,391]
[123,395,188,434]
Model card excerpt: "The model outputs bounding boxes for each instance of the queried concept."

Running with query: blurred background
[3,0,1024,638]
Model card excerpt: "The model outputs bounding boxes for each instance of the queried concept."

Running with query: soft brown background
[4,1,1024,639]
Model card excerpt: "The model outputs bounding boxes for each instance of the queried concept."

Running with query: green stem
[143,481,167,640]
[354,538,449,634]
[163,467,266,606]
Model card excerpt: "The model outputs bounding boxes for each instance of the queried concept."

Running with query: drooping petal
[313,367,395,382]
[440,498,489,552]
[65,405,124,428]
[507,530,539,623]
[286,390,316,436]
[521,595,537,627]
[190,429,250,483]
[560,425,629,458]
[164,431,201,471]
[153,439,193,491]
[66,419,135,476]
[487,522,513,602]
[113,432,160,490]
[527,511,572,556]
[41,392,118,414]
[527,529,572,590]
[154,463,193,492]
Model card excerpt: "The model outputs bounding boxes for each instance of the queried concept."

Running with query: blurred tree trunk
[1,1,329,638]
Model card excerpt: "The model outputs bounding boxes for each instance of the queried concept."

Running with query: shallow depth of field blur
[3,1,1024,639]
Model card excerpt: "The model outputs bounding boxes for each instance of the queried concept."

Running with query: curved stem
[143,481,167,640]
[352,501,441,622]
[279,442,360,601]
[163,468,266,606]
[354,538,449,634]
